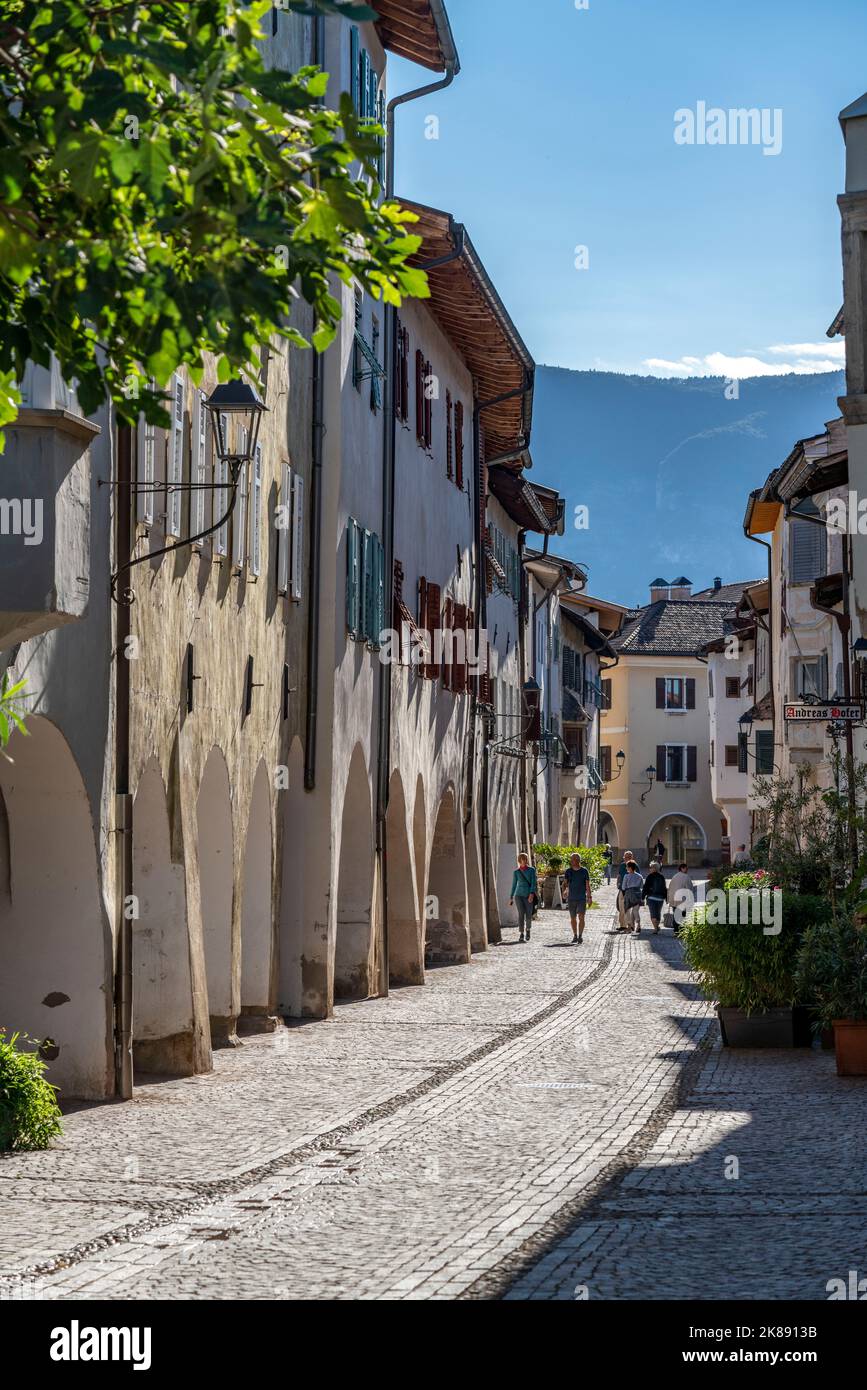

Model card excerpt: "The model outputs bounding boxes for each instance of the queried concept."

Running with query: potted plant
[681,886,830,1047]
[795,919,867,1075]
[542,856,563,908]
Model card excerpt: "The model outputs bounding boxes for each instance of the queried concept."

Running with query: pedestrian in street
[642,860,668,933]
[621,862,645,933]
[509,852,538,943]
[668,862,697,932]
[564,853,592,943]
[616,851,637,930]
[654,837,666,864]
[602,844,613,883]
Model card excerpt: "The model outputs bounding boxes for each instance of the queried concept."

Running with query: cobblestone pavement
[2,883,864,1301]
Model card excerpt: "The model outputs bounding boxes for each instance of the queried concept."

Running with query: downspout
[517,528,529,852]
[377,31,459,994]
[744,527,773,848]
[304,12,327,791]
[114,421,133,1099]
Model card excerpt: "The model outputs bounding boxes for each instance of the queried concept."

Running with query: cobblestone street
[1,883,865,1302]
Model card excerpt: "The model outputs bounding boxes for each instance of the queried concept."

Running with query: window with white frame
[214,412,229,557]
[665,744,687,782]
[664,676,685,710]
[791,655,828,702]
[277,461,291,595]
[166,374,184,539]
[191,389,209,545]
[232,429,248,568]
[250,444,262,578]
[291,472,304,601]
[136,379,157,526]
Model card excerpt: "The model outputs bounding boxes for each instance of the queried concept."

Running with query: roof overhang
[738,579,770,616]
[744,492,783,536]
[373,0,459,74]
[402,200,535,460]
[524,549,587,590]
[811,571,845,611]
[559,590,629,636]
[788,450,849,503]
[561,605,617,658]
[488,465,562,536]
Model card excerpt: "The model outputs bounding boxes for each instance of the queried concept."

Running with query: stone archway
[464,814,487,953]
[196,747,236,1046]
[496,799,519,927]
[646,812,706,867]
[0,717,110,1099]
[133,758,196,1076]
[412,775,426,918]
[386,771,423,986]
[240,760,275,1031]
[426,786,470,966]
[598,811,620,852]
[334,744,375,1000]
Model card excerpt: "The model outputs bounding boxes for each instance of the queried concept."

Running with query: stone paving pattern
[1,883,865,1301]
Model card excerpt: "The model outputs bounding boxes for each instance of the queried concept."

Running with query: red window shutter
[452,603,466,694]
[417,575,428,671]
[465,608,475,697]
[394,320,404,420]
[686,677,696,709]
[455,401,464,489]
[446,392,453,478]
[401,331,409,422]
[424,360,433,448]
[687,746,698,782]
[415,350,425,441]
[656,677,665,708]
[600,746,612,782]
[425,582,441,680]
[656,745,666,782]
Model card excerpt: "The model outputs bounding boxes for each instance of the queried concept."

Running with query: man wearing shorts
[564,853,592,943]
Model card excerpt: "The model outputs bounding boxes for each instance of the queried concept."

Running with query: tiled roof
[613,599,733,657]
[690,580,762,604]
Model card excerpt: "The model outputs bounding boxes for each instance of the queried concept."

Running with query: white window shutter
[251,444,262,577]
[137,406,156,526]
[167,374,184,538]
[215,412,228,556]
[277,462,291,595]
[233,430,248,568]
[291,473,304,601]
[192,389,208,541]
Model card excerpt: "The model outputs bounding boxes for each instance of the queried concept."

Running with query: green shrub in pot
[794,918,867,1032]
[0,1030,63,1151]
[681,892,831,1014]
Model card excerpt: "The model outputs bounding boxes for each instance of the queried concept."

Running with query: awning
[373,0,458,74]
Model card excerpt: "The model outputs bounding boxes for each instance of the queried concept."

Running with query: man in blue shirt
[564,853,592,943]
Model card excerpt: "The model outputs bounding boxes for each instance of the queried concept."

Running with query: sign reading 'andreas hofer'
[784,702,863,722]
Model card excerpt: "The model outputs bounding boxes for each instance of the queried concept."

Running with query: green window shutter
[378,90,386,183]
[372,534,384,645]
[347,518,360,638]
[368,66,378,128]
[351,28,360,114]
[361,528,372,641]
[755,729,774,775]
[360,48,371,121]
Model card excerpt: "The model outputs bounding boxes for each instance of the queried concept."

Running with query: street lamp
[608,749,626,781]
[205,380,266,481]
[738,709,754,735]
[640,763,657,805]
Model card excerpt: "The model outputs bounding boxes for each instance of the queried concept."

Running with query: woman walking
[621,861,645,933]
[642,860,668,933]
[509,852,538,942]
[564,853,592,943]
[616,851,636,929]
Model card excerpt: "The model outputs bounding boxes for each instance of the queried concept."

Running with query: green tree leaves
[0,0,427,427]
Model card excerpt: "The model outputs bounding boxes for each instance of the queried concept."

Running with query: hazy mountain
[533,367,846,608]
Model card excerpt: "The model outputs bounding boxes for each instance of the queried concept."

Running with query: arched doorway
[412,776,426,918]
[0,717,110,1099]
[240,761,275,1030]
[426,786,470,965]
[647,813,706,867]
[386,771,423,986]
[334,744,375,1000]
[598,811,619,852]
[464,816,487,953]
[277,737,305,1017]
[133,758,195,1075]
[196,748,235,1045]
[496,800,519,927]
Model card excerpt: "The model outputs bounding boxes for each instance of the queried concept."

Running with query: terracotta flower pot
[832,1020,867,1076]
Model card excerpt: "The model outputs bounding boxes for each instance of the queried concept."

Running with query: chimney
[669,575,693,599]
[713,576,722,592]
[649,577,670,604]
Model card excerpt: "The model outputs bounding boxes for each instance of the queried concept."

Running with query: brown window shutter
[687,746,697,782]
[455,401,464,489]
[656,677,665,708]
[600,746,612,782]
[424,360,433,448]
[425,581,441,680]
[415,350,425,441]
[656,745,666,782]
[446,392,453,478]
[417,575,428,670]
[686,677,696,709]
[442,596,453,689]
[453,603,467,694]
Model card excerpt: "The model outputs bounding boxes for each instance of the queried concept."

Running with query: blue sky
[390,0,867,378]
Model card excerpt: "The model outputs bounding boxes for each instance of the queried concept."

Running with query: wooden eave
[373,0,449,72]
[402,200,534,461]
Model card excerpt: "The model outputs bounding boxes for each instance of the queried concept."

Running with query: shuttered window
[347,518,362,638]
[136,402,156,527]
[291,474,304,601]
[755,729,774,775]
[347,518,383,646]
[395,322,409,422]
[424,360,433,449]
[250,444,263,578]
[415,350,425,442]
[214,412,229,557]
[191,389,208,544]
[166,374,184,539]
[350,26,360,113]
[789,504,827,583]
[454,401,464,489]
[600,746,612,782]
[232,431,248,568]
[446,393,453,479]
[277,462,291,596]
